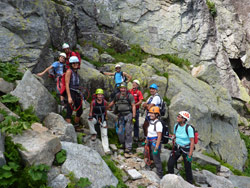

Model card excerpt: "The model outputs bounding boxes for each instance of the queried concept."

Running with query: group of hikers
[37,43,195,184]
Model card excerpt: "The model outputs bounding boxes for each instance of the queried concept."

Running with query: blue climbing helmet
[149,83,158,90]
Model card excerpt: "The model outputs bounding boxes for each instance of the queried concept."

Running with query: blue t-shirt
[52,61,64,76]
[174,123,194,147]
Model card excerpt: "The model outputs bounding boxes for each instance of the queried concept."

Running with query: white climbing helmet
[179,111,191,121]
[69,56,79,63]
[62,43,69,49]
[59,53,66,58]
[133,80,140,86]
[115,64,121,68]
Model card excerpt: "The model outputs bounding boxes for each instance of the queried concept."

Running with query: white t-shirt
[146,95,161,106]
[147,119,163,137]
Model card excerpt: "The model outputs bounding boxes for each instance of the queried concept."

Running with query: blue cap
[149,83,158,90]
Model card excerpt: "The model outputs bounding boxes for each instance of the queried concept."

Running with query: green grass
[206,0,217,17]
[240,132,250,176]
[102,155,128,188]
[156,54,191,68]
[192,162,217,174]
[0,61,23,83]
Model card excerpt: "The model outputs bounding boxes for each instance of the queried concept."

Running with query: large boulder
[61,141,118,188]
[166,63,247,170]
[43,112,77,143]
[228,175,250,188]
[192,152,221,171]
[11,129,61,166]
[11,70,57,120]
[0,131,6,167]
[0,102,19,118]
[48,174,69,188]
[0,78,15,94]
[160,174,195,188]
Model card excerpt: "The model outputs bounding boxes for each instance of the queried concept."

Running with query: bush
[206,0,217,17]
[0,62,23,83]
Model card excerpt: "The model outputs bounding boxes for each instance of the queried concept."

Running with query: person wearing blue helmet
[142,83,161,138]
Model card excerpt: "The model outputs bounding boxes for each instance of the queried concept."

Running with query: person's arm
[135,91,143,107]
[101,71,115,76]
[89,101,94,119]
[123,72,132,83]
[37,65,53,77]
[108,101,115,110]
[189,138,195,157]
[135,99,142,107]
[132,103,136,118]
[65,70,73,104]
[155,132,162,150]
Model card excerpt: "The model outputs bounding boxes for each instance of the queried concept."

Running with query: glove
[100,70,104,74]
[186,155,192,162]
[132,118,136,124]
[153,148,158,155]
[142,142,146,146]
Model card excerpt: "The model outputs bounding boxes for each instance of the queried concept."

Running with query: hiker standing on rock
[88,88,111,154]
[108,82,136,154]
[142,84,161,139]
[62,43,81,69]
[100,64,131,100]
[64,56,83,130]
[37,52,66,104]
[129,80,143,142]
[168,111,194,184]
[143,106,163,178]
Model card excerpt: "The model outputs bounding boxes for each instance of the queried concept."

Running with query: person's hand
[37,73,43,77]
[68,97,73,104]
[88,116,93,121]
[132,117,136,124]
[153,148,158,155]
[186,155,192,162]
[142,102,147,108]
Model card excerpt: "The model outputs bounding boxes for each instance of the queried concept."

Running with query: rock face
[160,174,195,188]
[0,132,6,167]
[11,70,57,120]
[11,129,61,166]
[0,78,15,94]
[166,63,247,170]
[43,112,77,143]
[61,141,118,188]
[229,175,250,188]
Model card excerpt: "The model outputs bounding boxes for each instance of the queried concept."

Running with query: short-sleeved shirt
[114,92,135,114]
[147,119,163,137]
[51,61,64,76]
[129,89,143,109]
[174,123,194,147]
[146,94,161,119]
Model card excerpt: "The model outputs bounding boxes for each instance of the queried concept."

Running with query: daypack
[114,92,132,114]
[114,71,127,83]
[148,93,166,116]
[153,119,169,144]
[57,69,74,95]
[66,51,81,69]
[175,124,199,144]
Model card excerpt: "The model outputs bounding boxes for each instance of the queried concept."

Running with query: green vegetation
[102,155,128,188]
[54,149,67,166]
[206,0,217,17]
[0,62,23,83]
[77,133,86,144]
[162,160,167,175]
[0,136,50,188]
[156,54,191,68]
[192,162,217,174]
[108,128,121,148]
[0,94,39,135]
[66,172,92,188]
[163,97,171,107]
[240,132,250,176]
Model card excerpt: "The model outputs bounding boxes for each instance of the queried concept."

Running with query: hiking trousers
[117,113,133,150]
[88,118,110,153]
[65,90,83,119]
[133,109,140,138]
[168,146,193,184]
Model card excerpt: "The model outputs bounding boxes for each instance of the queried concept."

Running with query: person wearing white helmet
[129,80,143,142]
[100,64,131,100]
[64,56,83,130]
[62,43,81,69]
[37,52,66,104]
[168,111,194,184]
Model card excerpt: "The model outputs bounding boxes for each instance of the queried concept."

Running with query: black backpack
[175,124,198,144]
[153,119,169,144]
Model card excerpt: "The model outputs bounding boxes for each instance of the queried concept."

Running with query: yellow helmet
[148,106,160,114]
[96,88,104,95]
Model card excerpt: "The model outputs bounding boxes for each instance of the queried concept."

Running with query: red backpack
[57,69,72,95]
[66,51,81,69]
[175,124,199,144]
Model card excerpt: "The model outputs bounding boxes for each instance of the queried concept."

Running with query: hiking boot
[124,149,132,154]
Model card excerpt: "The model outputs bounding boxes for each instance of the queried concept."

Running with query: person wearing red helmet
[168,111,194,184]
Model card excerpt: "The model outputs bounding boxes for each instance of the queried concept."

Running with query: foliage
[163,96,171,107]
[0,94,19,110]
[206,0,217,17]
[192,162,217,174]
[0,136,50,188]
[108,128,120,148]
[203,152,245,176]
[156,54,191,68]
[102,155,128,188]
[0,61,23,83]
[50,91,61,104]
[137,152,144,159]
[54,149,67,165]
[77,133,86,144]
[162,160,167,175]
[137,186,146,188]
[66,172,92,188]
[240,132,250,176]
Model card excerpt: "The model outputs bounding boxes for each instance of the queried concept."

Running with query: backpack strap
[174,123,179,134]
[153,120,161,132]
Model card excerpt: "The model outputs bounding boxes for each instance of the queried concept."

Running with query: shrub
[206,0,217,17]
[0,62,23,83]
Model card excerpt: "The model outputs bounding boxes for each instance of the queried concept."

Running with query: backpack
[92,99,107,123]
[114,92,132,114]
[175,124,199,144]
[114,71,127,83]
[66,51,81,69]
[56,69,73,95]
[149,93,166,116]
[153,119,169,144]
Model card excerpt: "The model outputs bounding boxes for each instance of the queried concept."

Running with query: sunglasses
[72,62,79,65]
